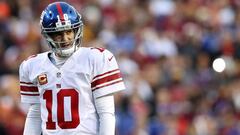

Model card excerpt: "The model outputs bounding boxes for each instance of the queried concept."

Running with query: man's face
[50,29,75,49]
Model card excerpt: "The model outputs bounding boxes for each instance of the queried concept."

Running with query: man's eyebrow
[49,31,62,36]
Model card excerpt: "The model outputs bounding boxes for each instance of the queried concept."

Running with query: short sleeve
[19,61,40,103]
[91,49,125,98]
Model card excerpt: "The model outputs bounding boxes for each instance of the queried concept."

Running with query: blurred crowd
[1,0,240,134]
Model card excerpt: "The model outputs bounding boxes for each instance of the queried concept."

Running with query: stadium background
[0,0,240,134]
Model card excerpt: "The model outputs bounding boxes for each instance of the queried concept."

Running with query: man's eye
[66,30,73,34]
[52,35,62,41]
[49,32,60,37]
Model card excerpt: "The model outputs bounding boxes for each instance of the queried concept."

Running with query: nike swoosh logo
[108,56,113,61]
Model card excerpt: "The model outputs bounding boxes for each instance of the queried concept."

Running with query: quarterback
[19,2,125,135]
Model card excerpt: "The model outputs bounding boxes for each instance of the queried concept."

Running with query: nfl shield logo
[38,74,48,85]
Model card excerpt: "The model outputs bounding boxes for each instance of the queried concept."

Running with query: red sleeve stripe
[91,72,121,88]
[92,78,123,90]
[20,86,39,92]
[92,69,120,80]
[21,93,40,96]
[92,80,123,91]
[20,81,33,85]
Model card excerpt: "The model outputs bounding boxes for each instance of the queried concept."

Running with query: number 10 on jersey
[43,89,80,129]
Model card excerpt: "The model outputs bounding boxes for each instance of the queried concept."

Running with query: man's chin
[61,45,73,50]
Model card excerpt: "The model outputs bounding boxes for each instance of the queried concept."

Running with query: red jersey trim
[21,93,40,96]
[91,73,121,88]
[92,69,119,80]
[20,86,39,92]
[20,81,34,85]
[92,80,123,91]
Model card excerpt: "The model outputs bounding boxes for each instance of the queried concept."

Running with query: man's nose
[62,32,69,41]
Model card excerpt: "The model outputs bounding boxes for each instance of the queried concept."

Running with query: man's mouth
[61,44,71,48]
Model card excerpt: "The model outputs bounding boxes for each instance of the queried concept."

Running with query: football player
[19,2,125,135]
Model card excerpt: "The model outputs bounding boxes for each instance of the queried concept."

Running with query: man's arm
[23,103,42,135]
[94,95,116,135]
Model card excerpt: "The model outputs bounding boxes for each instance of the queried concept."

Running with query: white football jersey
[19,47,125,135]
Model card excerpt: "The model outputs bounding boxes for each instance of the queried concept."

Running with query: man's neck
[49,52,69,68]
[54,53,69,60]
